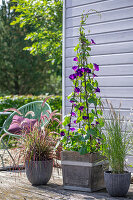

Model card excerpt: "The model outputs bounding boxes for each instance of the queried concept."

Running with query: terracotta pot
[61,151,108,192]
[25,159,53,185]
[104,171,131,197]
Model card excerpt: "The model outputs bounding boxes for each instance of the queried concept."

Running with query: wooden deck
[0,168,133,200]
[0,149,133,199]
[0,149,24,170]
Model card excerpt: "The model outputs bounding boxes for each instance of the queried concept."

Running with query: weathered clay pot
[104,171,131,197]
[61,151,108,192]
[25,160,53,185]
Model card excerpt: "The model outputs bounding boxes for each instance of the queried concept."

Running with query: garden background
[0,0,63,130]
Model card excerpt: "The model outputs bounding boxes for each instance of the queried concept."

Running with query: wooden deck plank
[0,169,133,200]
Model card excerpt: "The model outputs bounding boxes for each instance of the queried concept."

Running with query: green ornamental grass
[103,101,132,174]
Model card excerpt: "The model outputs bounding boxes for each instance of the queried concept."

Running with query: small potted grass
[103,101,132,197]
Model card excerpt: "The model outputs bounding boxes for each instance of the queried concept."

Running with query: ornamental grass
[103,101,133,174]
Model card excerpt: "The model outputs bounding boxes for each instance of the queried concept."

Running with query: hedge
[0,95,62,130]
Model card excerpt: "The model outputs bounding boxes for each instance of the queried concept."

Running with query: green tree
[0,0,61,95]
[11,0,63,67]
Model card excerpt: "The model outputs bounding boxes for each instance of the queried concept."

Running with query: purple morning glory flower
[91,39,96,44]
[76,69,83,77]
[85,68,91,73]
[72,66,78,71]
[93,73,98,78]
[73,120,77,124]
[70,100,75,103]
[79,106,84,111]
[76,72,83,77]
[60,131,65,136]
[69,74,77,80]
[75,87,80,93]
[93,63,99,71]
[70,127,75,132]
[80,68,86,73]
[96,121,99,125]
[71,112,76,117]
[95,87,100,93]
[83,116,89,120]
[73,57,78,61]
[76,69,82,73]
[73,104,77,107]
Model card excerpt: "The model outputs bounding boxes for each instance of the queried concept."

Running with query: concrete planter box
[61,151,108,192]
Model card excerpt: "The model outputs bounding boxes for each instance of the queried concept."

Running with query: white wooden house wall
[63,0,133,123]
[62,0,133,171]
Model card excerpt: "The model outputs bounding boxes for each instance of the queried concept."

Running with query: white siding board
[66,41,133,57]
[66,53,133,67]
[65,76,133,87]
[65,87,133,98]
[66,7,133,28]
[66,29,133,48]
[66,65,133,77]
[96,65,133,76]
[65,107,131,119]
[65,97,133,110]
[66,18,133,38]
[61,122,133,132]
[66,0,107,8]
[66,0,133,18]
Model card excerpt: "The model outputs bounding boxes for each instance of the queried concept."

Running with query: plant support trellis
[60,11,104,155]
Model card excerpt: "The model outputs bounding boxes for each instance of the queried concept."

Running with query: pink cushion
[8,115,37,134]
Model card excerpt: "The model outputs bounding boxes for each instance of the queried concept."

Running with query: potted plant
[103,101,132,197]
[60,12,107,192]
[1,98,61,185]
[23,108,61,185]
